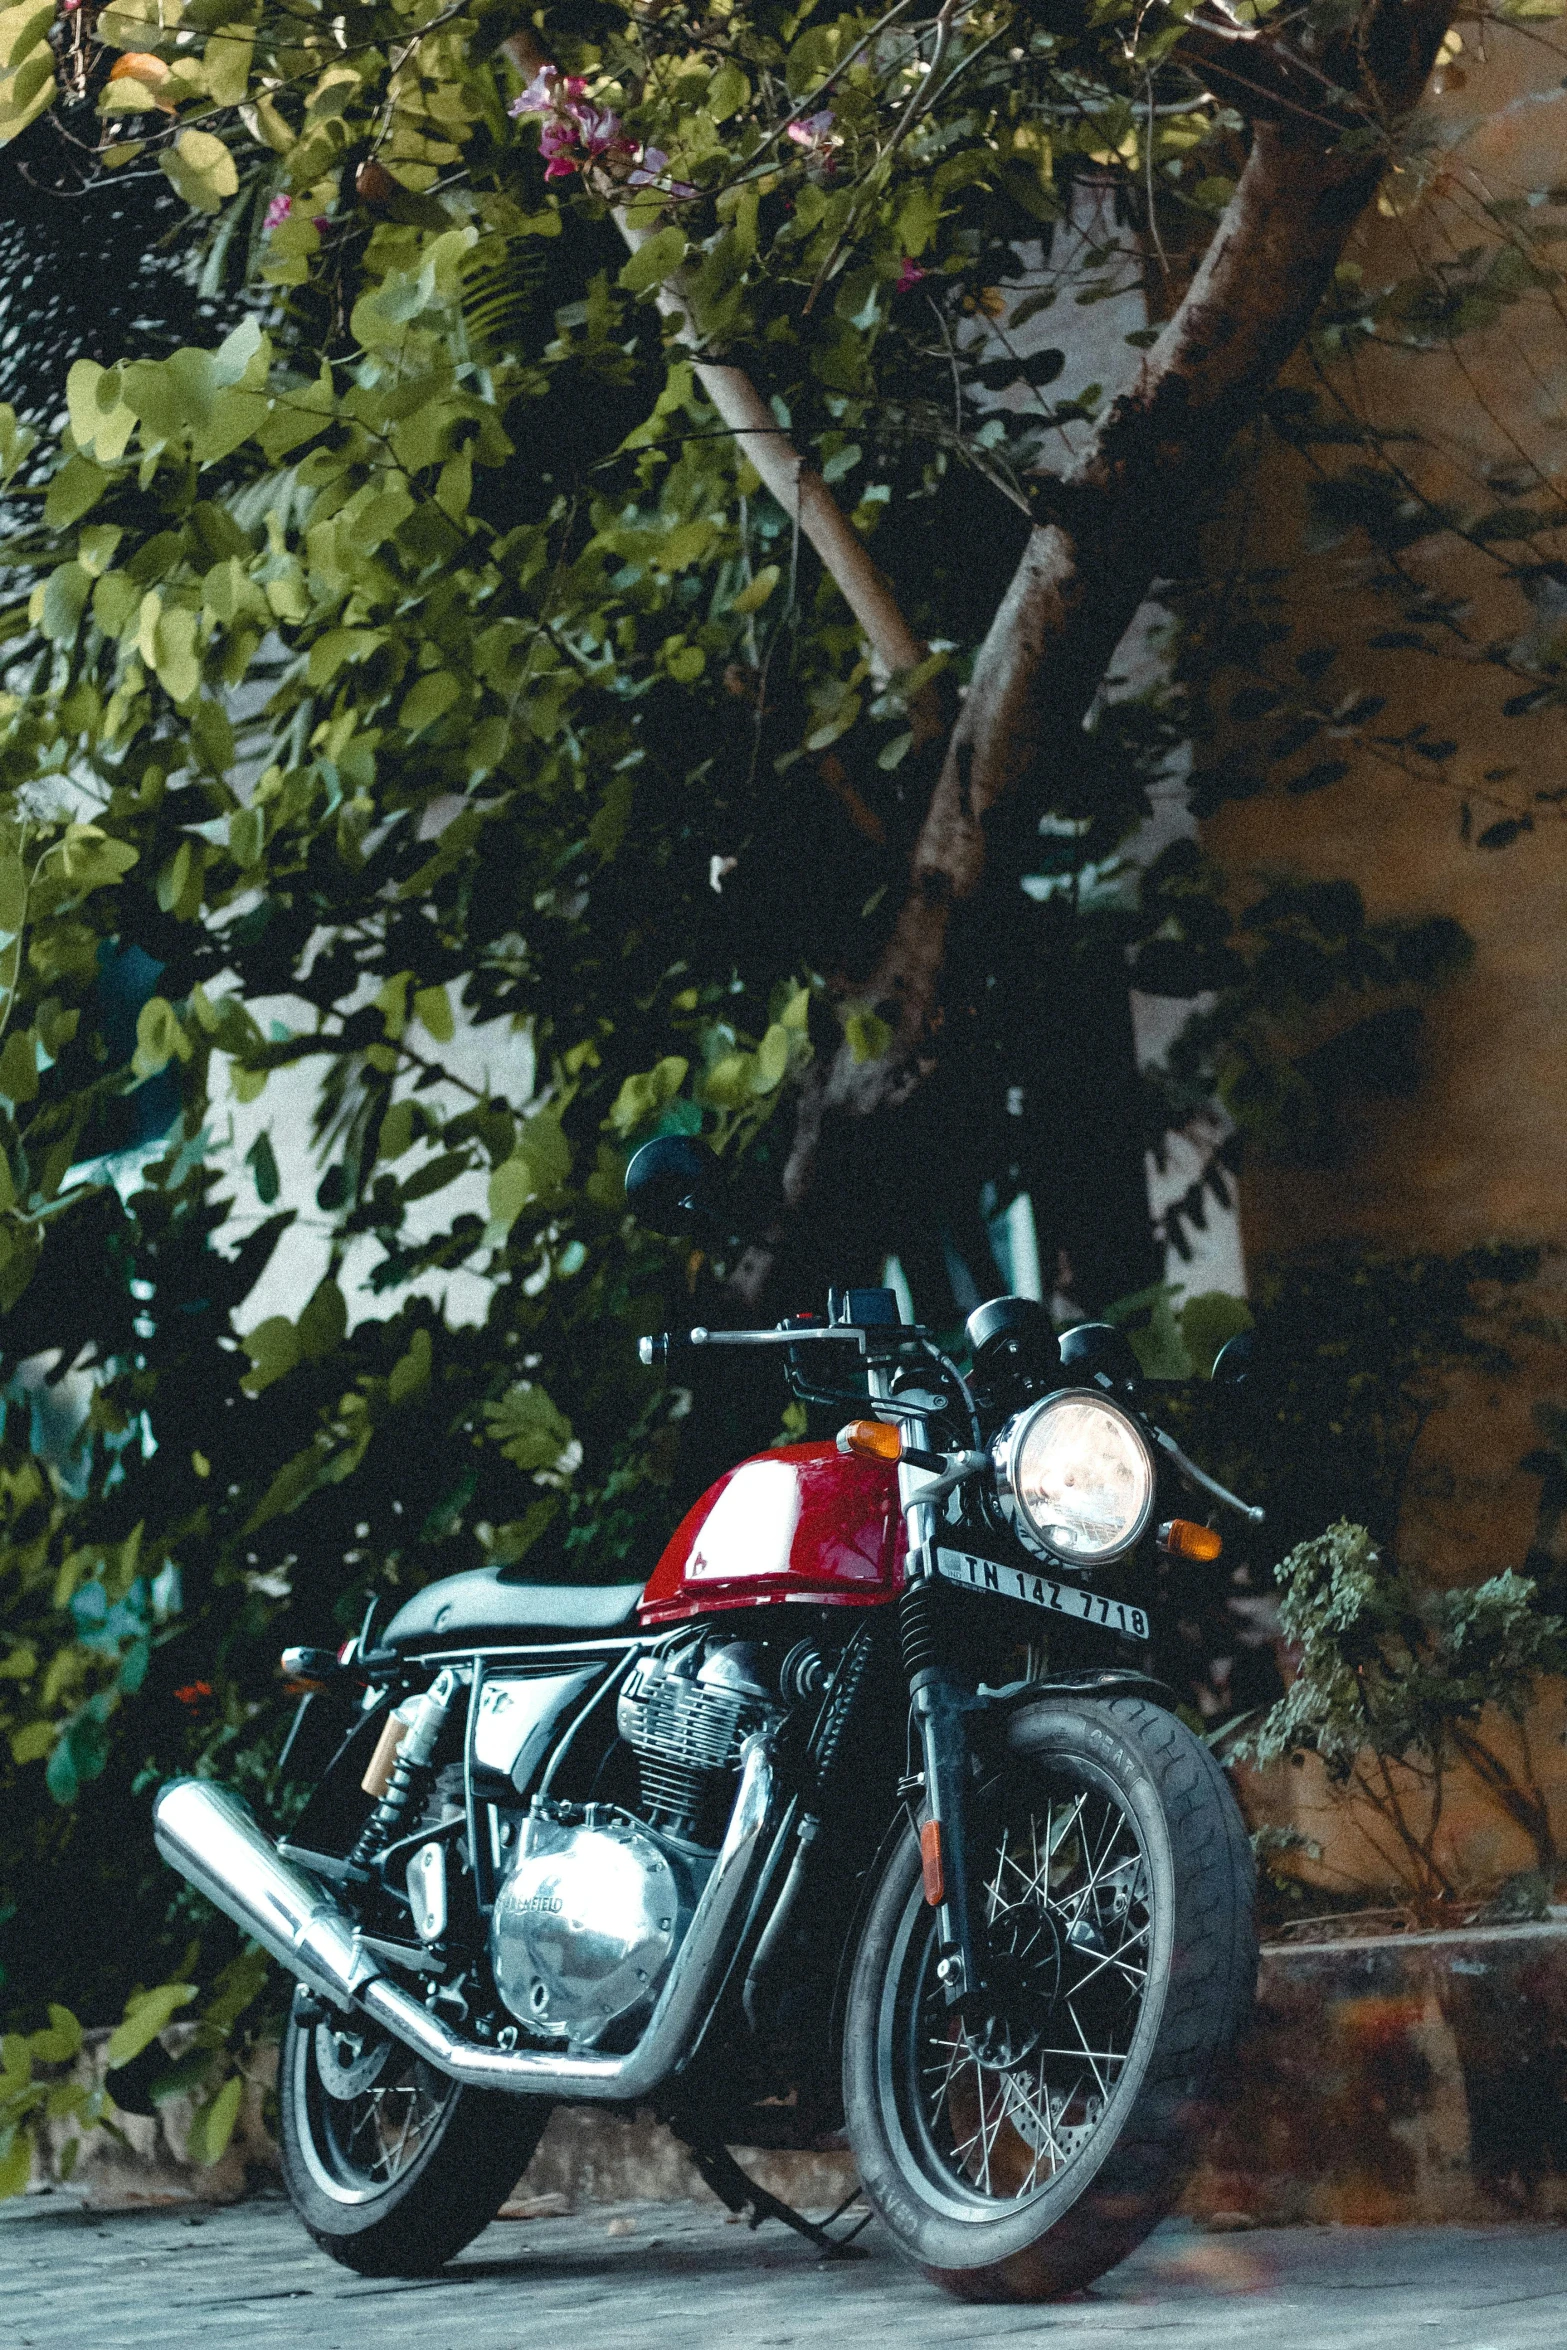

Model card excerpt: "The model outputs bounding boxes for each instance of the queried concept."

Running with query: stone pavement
[4,2192,1564,2350]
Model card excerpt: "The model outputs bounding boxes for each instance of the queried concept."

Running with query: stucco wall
[1197,27,1567,1893]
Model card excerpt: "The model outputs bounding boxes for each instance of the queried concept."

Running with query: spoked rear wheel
[843,1696,1255,2302]
[278,2004,551,2276]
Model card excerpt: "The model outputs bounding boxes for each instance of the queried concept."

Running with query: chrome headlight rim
[992,1390,1156,1569]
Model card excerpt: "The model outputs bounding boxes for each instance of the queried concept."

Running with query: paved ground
[4,2192,1564,2350]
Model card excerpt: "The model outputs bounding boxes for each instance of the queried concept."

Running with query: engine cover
[490,1813,692,2044]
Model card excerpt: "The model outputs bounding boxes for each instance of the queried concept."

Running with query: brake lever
[1151,1426,1265,1525]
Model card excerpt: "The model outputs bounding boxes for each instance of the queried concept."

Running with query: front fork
[884,1391,988,2014]
[907,1631,988,2009]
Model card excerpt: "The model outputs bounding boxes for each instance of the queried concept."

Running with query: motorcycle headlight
[993,1392,1155,1566]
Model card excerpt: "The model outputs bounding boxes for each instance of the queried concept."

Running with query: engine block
[616,1642,777,1838]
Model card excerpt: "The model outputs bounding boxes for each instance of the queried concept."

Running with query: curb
[31,1921,1567,2223]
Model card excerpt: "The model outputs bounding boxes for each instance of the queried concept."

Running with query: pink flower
[785,108,840,173]
[894,256,927,295]
[264,193,291,230]
[626,147,697,200]
[511,64,634,181]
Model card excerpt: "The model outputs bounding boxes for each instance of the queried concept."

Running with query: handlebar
[637,1331,1265,1525]
[638,1323,895,1367]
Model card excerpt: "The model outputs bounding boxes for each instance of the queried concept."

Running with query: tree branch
[615,214,933,697]
[500,31,939,732]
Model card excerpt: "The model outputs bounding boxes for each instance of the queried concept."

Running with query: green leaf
[43,454,108,530]
[0,854,24,936]
[43,1732,77,1806]
[482,1382,576,1475]
[730,564,779,614]
[605,1056,689,1138]
[160,129,239,214]
[618,226,686,296]
[844,1010,892,1064]
[708,60,747,119]
[35,562,90,646]
[0,1028,37,1103]
[29,2005,82,2066]
[1180,1291,1254,1379]
[399,670,462,734]
[240,1315,301,1396]
[59,824,138,895]
[379,1099,416,1160]
[0,0,52,73]
[10,1719,54,1765]
[133,996,191,1077]
[0,2121,32,2201]
[751,1022,791,1094]
[229,805,264,868]
[152,605,202,704]
[245,1130,279,1203]
[388,1326,432,1405]
[297,1279,347,1362]
[0,40,54,148]
[185,2071,243,2165]
[412,983,454,1042]
[202,22,253,108]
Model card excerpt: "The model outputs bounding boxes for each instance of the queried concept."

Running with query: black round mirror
[1058,1320,1141,1392]
[1210,1330,1256,1388]
[624,1135,717,1232]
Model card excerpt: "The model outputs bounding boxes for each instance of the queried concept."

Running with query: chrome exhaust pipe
[153,1740,777,2099]
[153,1778,378,2012]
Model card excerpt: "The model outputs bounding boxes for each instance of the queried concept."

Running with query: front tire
[278,2005,551,2276]
[843,1695,1256,2302]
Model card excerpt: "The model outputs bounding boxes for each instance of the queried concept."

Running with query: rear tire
[278,2004,551,2276]
[842,1695,1255,2302]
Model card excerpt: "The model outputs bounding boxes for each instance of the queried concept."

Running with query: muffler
[153,1779,377,2010]
[152,1742,776,2099]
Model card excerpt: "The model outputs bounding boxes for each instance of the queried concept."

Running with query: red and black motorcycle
[154,1136,1260,2302]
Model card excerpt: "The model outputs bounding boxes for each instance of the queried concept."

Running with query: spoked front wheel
[278,2003,551,2276]
[843,1695,1256,2302]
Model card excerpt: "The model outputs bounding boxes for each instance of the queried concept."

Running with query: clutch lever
[1151,1426,1265,1525]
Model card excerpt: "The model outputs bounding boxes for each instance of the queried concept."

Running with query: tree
[0,0,1555,2024]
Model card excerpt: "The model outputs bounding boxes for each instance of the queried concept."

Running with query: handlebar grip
[638,1331,696,1368]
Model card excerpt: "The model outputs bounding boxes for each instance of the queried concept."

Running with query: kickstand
[687,2142,872,2261]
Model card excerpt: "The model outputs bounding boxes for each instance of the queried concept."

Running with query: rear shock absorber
[351,1668,462,1867]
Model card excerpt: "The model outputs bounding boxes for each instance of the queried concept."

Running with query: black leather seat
[384,1569,645,1650]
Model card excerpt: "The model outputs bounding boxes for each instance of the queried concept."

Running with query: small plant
[1235,1520,1567,1917]
[0,1950,269,2199]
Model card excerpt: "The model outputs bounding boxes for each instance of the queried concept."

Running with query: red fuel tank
[638,1442,906,1627]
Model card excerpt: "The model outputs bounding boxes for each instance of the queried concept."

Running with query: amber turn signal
[836,1419,902,1462]
[1158,1518,1223,1562]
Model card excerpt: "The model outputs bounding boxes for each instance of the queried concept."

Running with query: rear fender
[282,1689,399,1854]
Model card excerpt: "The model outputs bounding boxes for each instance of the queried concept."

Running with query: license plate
[933,1547,1149,1642]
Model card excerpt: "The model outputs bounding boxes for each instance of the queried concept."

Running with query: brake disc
[314,2020,394,2100]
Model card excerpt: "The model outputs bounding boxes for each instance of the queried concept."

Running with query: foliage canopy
[0,0,1563,2100]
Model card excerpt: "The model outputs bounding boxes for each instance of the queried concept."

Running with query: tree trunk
[739,1,1457,1305]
